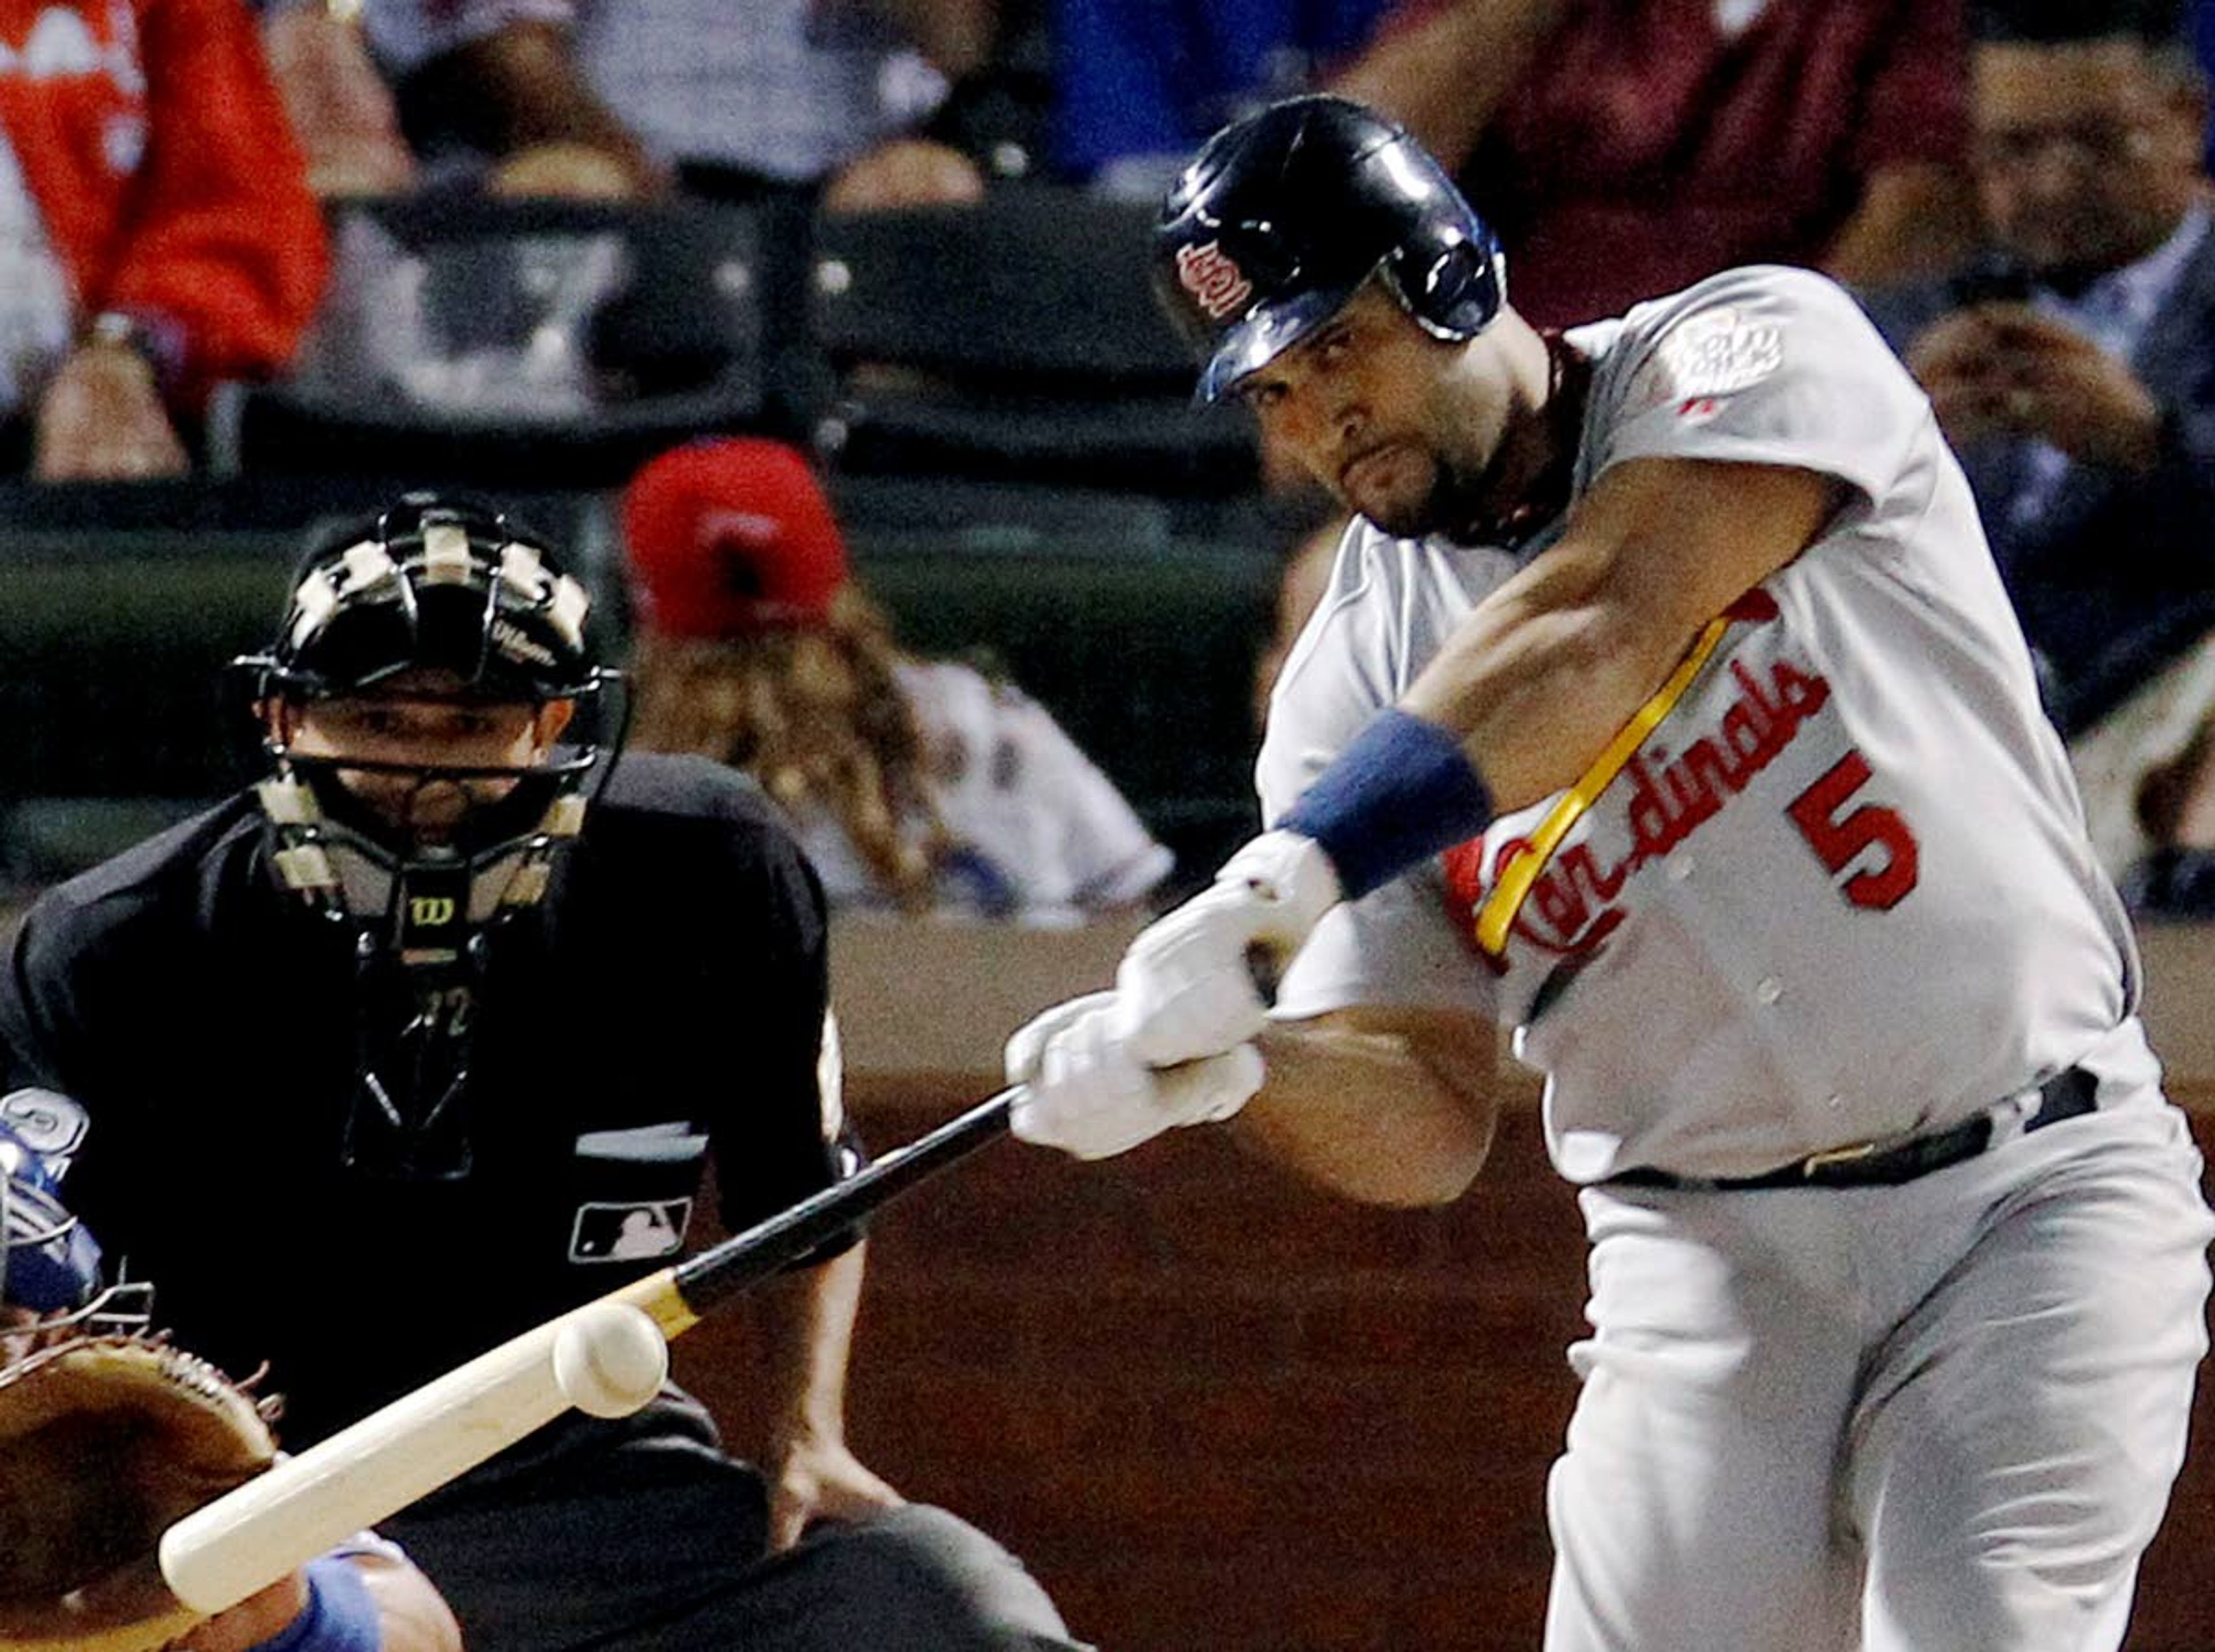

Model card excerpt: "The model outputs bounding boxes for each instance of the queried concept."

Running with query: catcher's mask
[234,495,626,1180]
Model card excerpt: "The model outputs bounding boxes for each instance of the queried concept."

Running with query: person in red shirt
[1336,0,1977,328]
[0,0,327,479]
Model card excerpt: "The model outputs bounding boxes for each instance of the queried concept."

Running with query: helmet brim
[1193,282,1365,405]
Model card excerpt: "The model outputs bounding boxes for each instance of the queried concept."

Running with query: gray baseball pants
[1542,1088,2213,1651]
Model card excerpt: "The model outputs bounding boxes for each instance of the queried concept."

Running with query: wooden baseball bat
[155,1086,1018,1616]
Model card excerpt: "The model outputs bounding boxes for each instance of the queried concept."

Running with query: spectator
[258,0,419,197]
[362,0,994,210]
[0,495,1087,1651]
[1337,0,1979,327]
[1048,0,1396,197]
[624,437,1174,921]
[1874,2,2215,906]
[0,0,328,479]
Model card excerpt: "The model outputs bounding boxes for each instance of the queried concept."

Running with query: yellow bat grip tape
[1474,613,1733,956]
[610,1270,703,1340]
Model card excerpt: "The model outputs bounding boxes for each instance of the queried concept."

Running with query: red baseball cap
[622,438,850,637]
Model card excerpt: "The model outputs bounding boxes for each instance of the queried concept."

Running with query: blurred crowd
[0,0,2212,915]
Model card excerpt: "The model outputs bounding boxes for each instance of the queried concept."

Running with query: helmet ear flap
[1381,234,1507,342]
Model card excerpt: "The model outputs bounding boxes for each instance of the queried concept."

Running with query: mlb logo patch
[569,1198,692,1263]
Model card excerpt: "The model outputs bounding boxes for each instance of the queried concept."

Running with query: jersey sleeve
[700,812,861,1253]
[0,898,97,1097]
[1257,533,1496,1023]
[101,0,329,407]
[1590,266,1934,511]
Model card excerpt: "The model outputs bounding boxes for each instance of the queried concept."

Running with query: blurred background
[1,0,2212,1644]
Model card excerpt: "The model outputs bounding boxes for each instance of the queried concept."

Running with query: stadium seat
[209,196,802,490]
[807,188,1259,493]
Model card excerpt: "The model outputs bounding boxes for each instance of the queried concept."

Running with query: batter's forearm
[1398,460,1842,811]
[1241,1013,1500,1207]
[1401,541,1686,812]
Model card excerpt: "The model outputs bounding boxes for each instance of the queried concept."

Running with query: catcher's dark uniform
[0,752,1079,1652]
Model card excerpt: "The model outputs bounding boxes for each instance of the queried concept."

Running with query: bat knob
[553,1302,669,1418]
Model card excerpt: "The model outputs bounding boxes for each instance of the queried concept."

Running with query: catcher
[0,1110,461,1652]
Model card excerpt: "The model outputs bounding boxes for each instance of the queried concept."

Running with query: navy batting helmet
[1153,95,1507,403]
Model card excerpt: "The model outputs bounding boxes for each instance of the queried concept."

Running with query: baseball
[551,1302,669,1418]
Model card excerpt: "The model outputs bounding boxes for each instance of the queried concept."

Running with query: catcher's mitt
[0,1327,279,1652]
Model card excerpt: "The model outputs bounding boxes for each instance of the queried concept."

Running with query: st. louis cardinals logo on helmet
[1174,241,1255,322]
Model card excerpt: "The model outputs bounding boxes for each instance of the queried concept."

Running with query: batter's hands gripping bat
[152,1085,1020,1619]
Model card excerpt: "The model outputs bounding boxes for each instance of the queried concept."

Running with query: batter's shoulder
[1608,265,1878,357]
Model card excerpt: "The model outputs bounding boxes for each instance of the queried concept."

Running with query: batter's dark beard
[1442,331,1592,547]
[1362,456,1494,542]
[1431,452,1519,542]
[1346,335,1590,544]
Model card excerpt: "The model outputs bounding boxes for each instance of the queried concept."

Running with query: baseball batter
[1006,96,2215,1651]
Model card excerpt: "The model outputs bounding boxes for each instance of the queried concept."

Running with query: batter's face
[1972,39,2206,280]
[268,670,573,840]
[1231,283,1538,540]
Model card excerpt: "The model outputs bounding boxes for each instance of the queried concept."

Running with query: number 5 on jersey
[1785,750,1920,910]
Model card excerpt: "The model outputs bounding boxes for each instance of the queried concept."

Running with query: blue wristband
[249,1554,382,1652]
[1276,709,1495,899]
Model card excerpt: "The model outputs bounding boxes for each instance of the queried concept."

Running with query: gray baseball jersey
[1259,264,2214,1652]
[1262,265,2155,1181]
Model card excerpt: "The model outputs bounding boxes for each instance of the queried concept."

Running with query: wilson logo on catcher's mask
[1176,241,1254,321]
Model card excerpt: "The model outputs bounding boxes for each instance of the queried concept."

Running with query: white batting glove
[1114,829,1343,1069]
[1005,992,1263,1161]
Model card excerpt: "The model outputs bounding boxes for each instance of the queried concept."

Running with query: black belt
[1611,1066,2100,1192]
